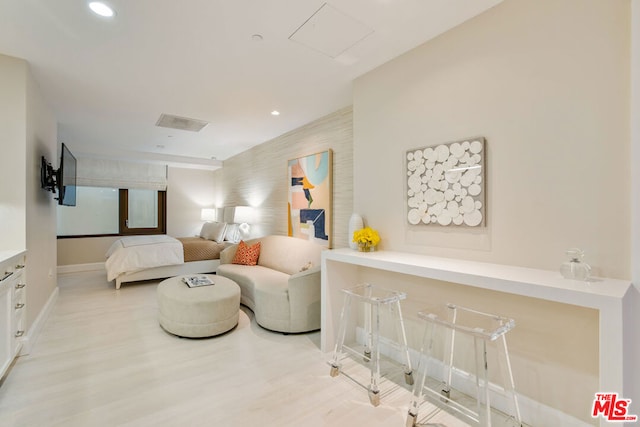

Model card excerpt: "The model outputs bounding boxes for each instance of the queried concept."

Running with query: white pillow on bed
[223,223,240,243]
[200,221,227,242]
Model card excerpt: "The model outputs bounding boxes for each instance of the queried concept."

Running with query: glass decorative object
[358,242,375,252]
[560,248,591,280]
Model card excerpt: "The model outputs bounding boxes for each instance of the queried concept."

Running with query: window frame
[118,189,167,235]
[57,188,167,238]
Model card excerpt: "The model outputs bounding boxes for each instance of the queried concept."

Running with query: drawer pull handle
[15,264,24,269]
[15,303,24,310]
[1,271,13,282]
[15,331,24,338]
[15,283,25,289]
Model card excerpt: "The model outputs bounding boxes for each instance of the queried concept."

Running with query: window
[119,189,166,235]
[57,187,119,236]
[57,187,166,237]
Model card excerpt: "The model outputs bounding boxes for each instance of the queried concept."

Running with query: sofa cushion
[216,264,289,311]
[232,240,261,265]
[255,235,323,275]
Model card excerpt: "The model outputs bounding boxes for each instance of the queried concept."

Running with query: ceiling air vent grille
[155,114,209,132]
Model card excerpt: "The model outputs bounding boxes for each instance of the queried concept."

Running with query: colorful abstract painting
[287,150,333,248]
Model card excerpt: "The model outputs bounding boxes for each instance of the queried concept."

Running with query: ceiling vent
[155,114,209,132]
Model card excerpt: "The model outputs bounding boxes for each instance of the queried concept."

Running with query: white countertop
[0,250,26,265]
[323,248,632,309]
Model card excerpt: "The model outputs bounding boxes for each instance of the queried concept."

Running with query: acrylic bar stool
[406,304,522,427]
[329,283,414,406]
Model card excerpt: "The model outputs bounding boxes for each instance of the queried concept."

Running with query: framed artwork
[287,149,333,248]
[406,137,485,227]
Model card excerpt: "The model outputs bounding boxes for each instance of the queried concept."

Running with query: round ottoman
[157,274,241,338]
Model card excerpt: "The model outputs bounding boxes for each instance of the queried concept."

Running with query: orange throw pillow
[232,240,261,266]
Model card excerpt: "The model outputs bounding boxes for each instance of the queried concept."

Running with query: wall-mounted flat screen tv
[58,143,77,206]
[40,156,56,192]
[40,143,77,206]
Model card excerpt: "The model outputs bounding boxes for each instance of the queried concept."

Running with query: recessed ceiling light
[271,110,280,116]
[89,2,115,17]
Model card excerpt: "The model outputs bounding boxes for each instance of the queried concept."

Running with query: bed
[106,219,240,289]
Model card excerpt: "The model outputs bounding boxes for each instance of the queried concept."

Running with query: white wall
[25,62,58,331]
[353,0,630,423]
[630,0,640,412]
[0,55,27,250]
[213,107,353,248]
[0,54,58,335]
[166,167,216,238]
[354,0,630,281]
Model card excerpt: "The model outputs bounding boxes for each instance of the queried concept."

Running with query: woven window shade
[76,157,167,190]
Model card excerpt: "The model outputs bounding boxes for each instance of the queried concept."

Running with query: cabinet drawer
[1,262,24,280]
[13,315,25,338]
[0,251,27,379]
[13,285,25,303]
[0,271,16,285]
[11,267,24,281]
[13,300,26,327]
[13,299,25,312]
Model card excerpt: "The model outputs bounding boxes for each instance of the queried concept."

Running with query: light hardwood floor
[0,271,476,427]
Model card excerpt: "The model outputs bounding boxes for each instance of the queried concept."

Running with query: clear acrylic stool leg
[329,293,352,377]
[406,320,436,427]
[368,301,381,406]
[391,299,414,385]
[441,304,458,399]
[474,336,491,427]
[497,333,523,426]
[363,285,373,362]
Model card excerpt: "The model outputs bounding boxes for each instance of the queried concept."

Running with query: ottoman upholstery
[157,274,241,338]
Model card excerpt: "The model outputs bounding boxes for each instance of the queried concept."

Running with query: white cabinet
[0,250,26,380]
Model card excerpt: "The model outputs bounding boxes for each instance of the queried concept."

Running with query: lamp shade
[233,206,254,224]
[201,208,216,222]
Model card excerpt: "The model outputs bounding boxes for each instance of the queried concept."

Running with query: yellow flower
[353,226,380,247]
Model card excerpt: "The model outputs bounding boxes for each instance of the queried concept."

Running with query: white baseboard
[57,262,105,274]
[19,286,59,356]
[354,328,590,427]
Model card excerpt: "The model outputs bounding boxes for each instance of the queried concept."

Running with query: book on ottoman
[182,275,214,288]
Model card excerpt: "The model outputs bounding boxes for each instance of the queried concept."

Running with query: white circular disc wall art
[406,137,486,227]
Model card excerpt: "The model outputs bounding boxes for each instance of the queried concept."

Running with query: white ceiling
[0,0,502,168]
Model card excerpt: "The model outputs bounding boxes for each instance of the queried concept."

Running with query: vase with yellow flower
[353,226,380,252]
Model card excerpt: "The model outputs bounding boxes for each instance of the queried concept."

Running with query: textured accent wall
[213,107,353,248]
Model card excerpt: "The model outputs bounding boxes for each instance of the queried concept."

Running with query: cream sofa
[216,235,324,333]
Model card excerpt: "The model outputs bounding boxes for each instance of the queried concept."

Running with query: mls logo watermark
[592,393,638,422]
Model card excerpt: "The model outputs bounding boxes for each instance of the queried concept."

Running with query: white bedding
[105,235,184,282]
